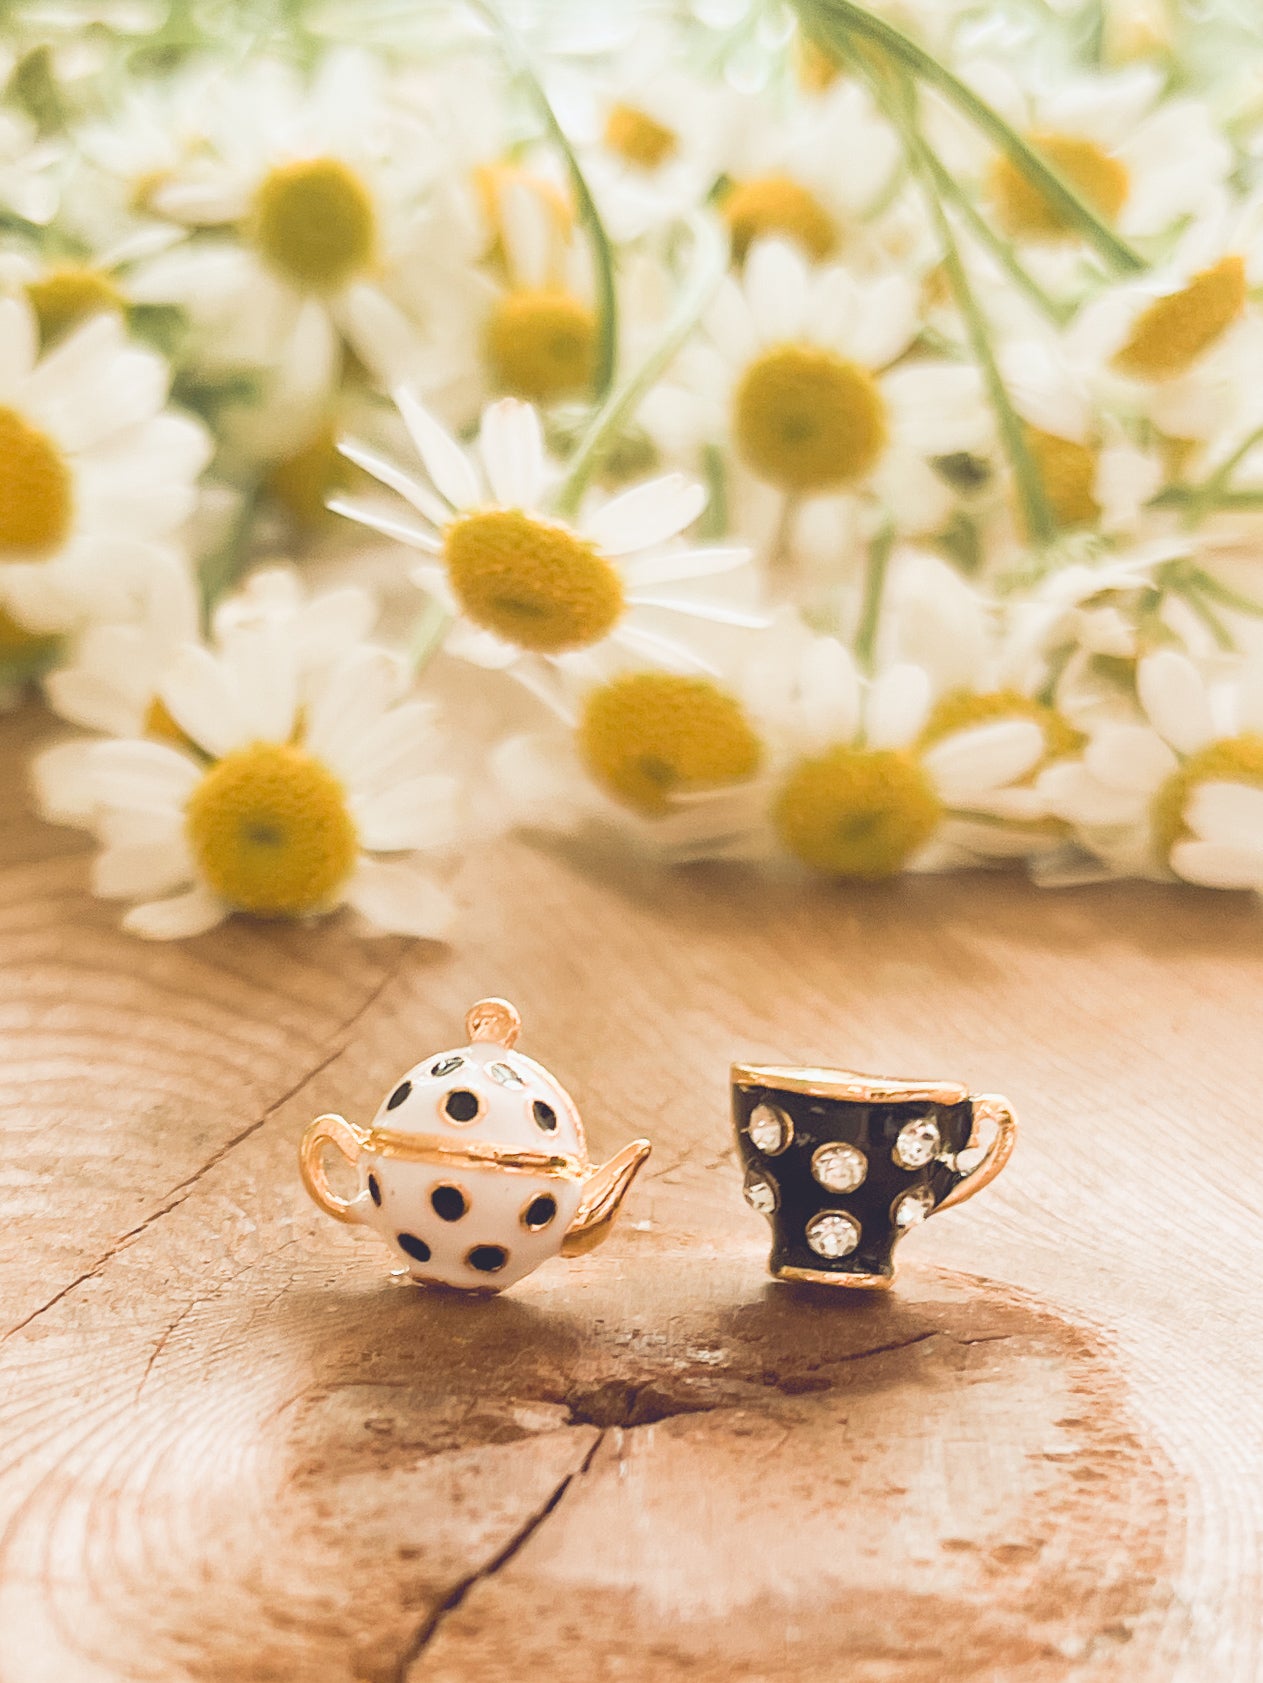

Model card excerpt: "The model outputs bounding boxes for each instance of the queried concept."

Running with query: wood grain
[0,699,1260,1682]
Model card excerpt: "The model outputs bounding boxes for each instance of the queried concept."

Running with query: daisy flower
[716,78,903,269]
[1069,190,1263,394]
[492,642,765,857]
[330,392,762,680]
[63,627,459,940]
[1040,648,1263,889]
[644,631,1053,877]
[549,31,735,243]
[646,238,987,554]
[954,57,1231,253]
[0,293,210,633]
[127,50,454,406]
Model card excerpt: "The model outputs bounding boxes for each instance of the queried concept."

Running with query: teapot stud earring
[299,998,651,1293]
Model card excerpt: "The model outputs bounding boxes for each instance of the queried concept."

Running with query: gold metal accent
[936,1093,1018,1212]
[299,1113,369,1224]
[463,1243,509,1274]
[437,1085,486,1128]
[466,997,522,1048]
[367,1128,587,1179]
[519,1189,559,1232]
[732,1062,969,1106]
[774,1264,894,1291]
[561,1138,652,1257]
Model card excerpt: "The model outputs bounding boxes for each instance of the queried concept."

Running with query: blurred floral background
[3,0,1263,941]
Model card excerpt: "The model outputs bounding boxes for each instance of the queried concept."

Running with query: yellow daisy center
[991,133,1129,240]
[1151,734,1263,861]
[484,289,597,403]
[773,746,942,879]
[604,102,678,170]
[0,407,73,560]
[794,33,842,93]
[1113,256,1248,381]
[251,157,377,294]
[26,267,123,345]
[921,688,1085,763]
[444,508,624,654]
[1024,427,1100,530]
[722,174,837,265]
[143,694,197,751]
[734,344,888,493]
[579,672,762,816]
[185,741,358,917]
[267,419,346,531]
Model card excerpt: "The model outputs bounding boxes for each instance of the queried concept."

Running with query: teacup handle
[936,1094,1017,1212]
[299,1113,369,1225]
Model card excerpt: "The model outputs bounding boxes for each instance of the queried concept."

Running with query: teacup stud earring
[300,999,651,1292]
[732,1059,1016,1290]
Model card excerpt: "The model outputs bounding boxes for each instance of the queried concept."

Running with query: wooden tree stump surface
[1,701,1259,1683]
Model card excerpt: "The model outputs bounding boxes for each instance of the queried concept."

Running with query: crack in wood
[2,947,410,1345]
[393,1429,607,1682]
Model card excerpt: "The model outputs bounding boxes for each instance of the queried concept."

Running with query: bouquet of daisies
[4,0,1263,941]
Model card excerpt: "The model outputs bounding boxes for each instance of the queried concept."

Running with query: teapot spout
[561,1138,652,1257]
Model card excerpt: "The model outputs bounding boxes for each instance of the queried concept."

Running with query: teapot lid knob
[465,997,522,1049]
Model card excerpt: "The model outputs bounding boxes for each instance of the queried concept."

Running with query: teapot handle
[936,1094,1017,1212]
[299,1113,369,1224]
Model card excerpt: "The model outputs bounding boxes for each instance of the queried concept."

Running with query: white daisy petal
[867,664,931,750]
[479,399,545,508]
[31,739,97,824]
[346,857,456,939]
[1084,725,1177,794]
[1184,780,1263,849]
[223,628,297,745]
[98,805,186,849]
[1038,762,1143,827]
[745,239,808,343]
[327,496,442,552]
[91,739,202,811]
[1236,660,1263,734]
[0,294,38,397]
[799,637,860,746]
[583,475,707,556]
[394,387,481,511]
[620,546,750,589]
[1169,839,1263,890]
[924,720,1045,803]
[92,839,192,900]
[1137,650,1215,754]
[159,643,252,757]
[337,439,452,529]
[352,776,458,851]
[304,648,403,778]
[123,885,227,941]
[627,596,770,627]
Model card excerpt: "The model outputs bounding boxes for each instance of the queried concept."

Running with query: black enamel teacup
[732,1061,1016,1289]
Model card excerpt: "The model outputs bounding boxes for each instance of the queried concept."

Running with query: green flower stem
[1152,487,1263,512]
[467,0,618,402]
[908,131,1073,328]
[882,75,1056,546]
[793,0,1146,275]
[854,517,895,674]
[555,214,726,519]
[1186,566,1263,620]
[406,598,454,675]
[198,480,262,621]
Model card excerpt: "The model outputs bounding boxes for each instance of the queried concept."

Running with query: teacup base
[773,1264,895,1290]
